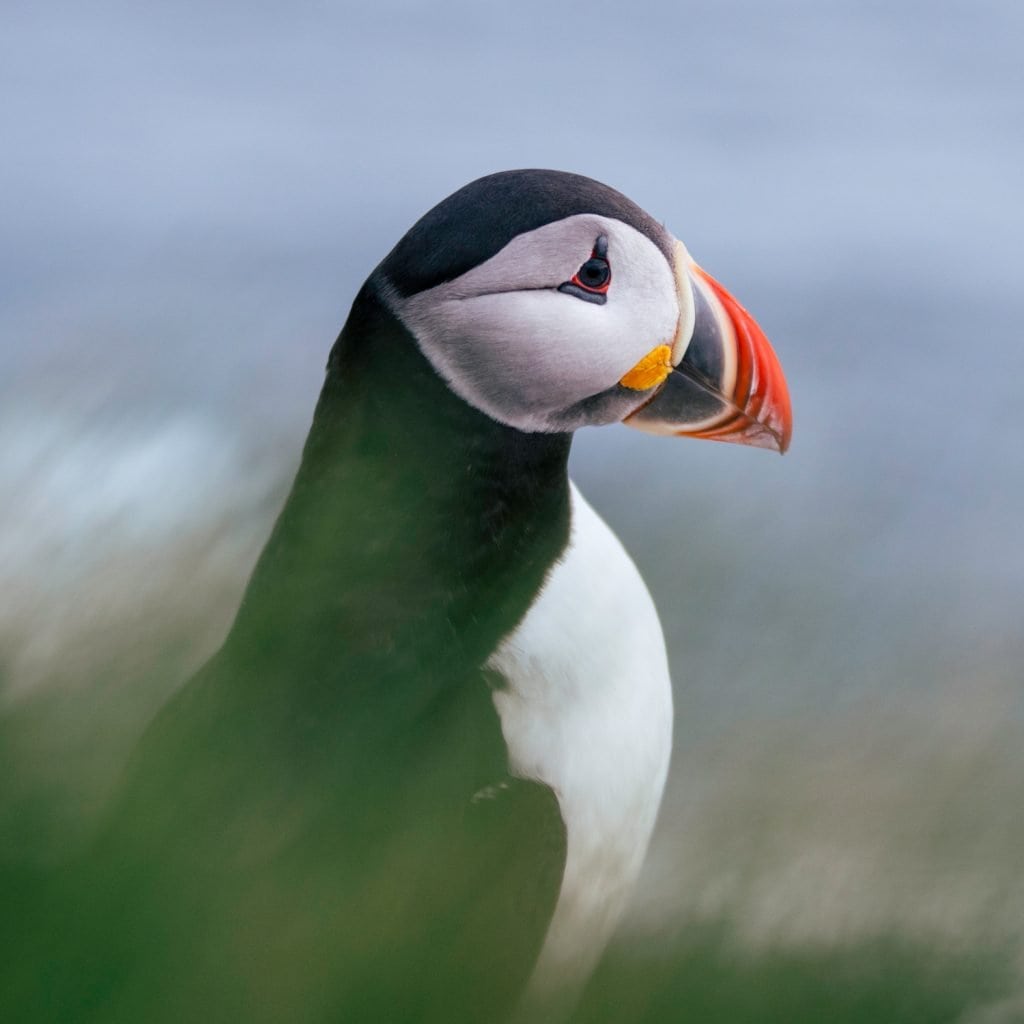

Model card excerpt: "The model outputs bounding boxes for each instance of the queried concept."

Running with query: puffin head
[373,169,791,451]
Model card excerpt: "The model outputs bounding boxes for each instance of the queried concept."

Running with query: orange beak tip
[692,266,793,454]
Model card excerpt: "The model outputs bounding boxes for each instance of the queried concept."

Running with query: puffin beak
[623,244,792,453]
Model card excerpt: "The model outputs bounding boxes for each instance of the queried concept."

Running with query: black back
[3,286,573,1022]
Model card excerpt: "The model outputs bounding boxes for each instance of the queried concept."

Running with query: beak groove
[626,258,793,454]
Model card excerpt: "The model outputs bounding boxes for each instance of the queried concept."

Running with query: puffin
[1,170,791,1024]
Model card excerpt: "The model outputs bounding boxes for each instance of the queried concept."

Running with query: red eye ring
[558,234,612,305]
[570,254,612,294]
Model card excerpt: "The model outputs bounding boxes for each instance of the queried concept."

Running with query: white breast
[487,483,673,1014]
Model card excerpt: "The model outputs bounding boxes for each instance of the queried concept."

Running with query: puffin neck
[227,285,573,674]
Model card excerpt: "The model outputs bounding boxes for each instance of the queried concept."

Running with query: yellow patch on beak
[619,345,673,391]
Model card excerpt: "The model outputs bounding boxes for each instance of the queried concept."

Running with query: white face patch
[378,215,680,433]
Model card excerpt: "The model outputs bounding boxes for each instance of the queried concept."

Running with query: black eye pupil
[579,257,610,288]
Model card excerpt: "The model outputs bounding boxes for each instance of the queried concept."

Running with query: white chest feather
[487,483,673,1007]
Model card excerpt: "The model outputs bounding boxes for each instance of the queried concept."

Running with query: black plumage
[4,282,572,1024]
[382,169,672,297]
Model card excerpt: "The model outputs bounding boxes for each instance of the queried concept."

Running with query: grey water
[3,2,1023,1019]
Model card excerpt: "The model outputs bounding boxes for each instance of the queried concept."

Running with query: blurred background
[2,1,1022,1020]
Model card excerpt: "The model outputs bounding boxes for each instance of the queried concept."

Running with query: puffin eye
[576,257,611,291]
[558,237,612,306]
